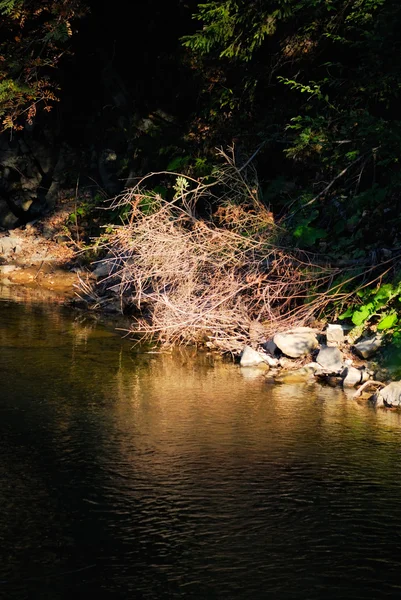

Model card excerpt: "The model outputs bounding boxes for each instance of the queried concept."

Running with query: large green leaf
[377,312,398,331]
[351,303,373,326]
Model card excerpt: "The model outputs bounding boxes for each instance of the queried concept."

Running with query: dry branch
[84,148,366,352]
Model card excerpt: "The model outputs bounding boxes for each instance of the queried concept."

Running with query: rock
[239,364,269,379]
[316,346,344,373]
[278,356,292,369]
[342,366,363,388]
[370,394,386,408]
[240,345,270,368]
[262,339,278,356]
[304,361,324,373]
[354,335,382,359]
[326,324,345,345]
[92,260,111,279]
[261,353,279,367]
[274,367,315,384]
[372,382,401,408]
[273,327,318,358]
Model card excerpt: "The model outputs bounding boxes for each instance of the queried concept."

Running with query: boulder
[316,346,344,373]
[371,382,401,408]
[273,327,318,358]
[326,324,345,345]
[342,366,363,388]
[240,345,269,368]
[354,335,382,359]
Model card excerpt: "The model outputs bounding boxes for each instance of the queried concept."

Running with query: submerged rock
[273,327,318,358]
[274,367,315,384]
[354,335,382,359]
[316,346,343,373]
[239,364,270,379]
[371,382,401,408]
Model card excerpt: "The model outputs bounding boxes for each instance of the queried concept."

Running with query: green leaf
[351,303,373,326]
[377,312,398,330]
[166,156,190,172]
[293,225,327,246]
[374,284,394,302]
[339,307,353,320]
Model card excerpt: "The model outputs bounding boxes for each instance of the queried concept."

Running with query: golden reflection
[3,297,401,488]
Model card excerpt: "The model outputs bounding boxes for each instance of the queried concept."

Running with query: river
[1,292,401,599]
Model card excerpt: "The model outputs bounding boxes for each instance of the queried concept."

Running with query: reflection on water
[2,299,401,599]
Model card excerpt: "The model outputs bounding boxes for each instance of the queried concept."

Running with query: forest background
[1,0,401,352]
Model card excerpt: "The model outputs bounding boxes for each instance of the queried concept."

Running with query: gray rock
[304,361,324,373]
[316,346,344,373]
[372,382,401,408]
[262,339,278,356]
[240,345,269,368]
[273,327,318,358]
[342,366,362,388]
[261,353,279,367]
[354,335,382,359]
[92,260,111,279]
[326,324,345,345]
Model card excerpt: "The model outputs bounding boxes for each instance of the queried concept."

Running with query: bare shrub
[87,148,344,352]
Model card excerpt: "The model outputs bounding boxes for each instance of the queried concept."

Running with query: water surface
[1,296,401,599]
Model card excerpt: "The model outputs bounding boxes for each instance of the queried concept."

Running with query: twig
[353,380,385,399]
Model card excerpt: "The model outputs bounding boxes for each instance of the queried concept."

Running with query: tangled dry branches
[86,148,351,352]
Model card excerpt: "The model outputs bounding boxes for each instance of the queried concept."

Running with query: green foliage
[339,282,401,329]
[182,1,286,62]
[167,156,191,172]
[67,195,99,227]
[182,0,401,257]
[292,210,327,247]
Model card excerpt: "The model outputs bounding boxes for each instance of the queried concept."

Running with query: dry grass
[85,148,349,352]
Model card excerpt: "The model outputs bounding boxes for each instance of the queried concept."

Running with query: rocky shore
[239,324,398,408]
[1,224,400,410]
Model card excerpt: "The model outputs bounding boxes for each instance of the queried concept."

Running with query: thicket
[80,147,401,353]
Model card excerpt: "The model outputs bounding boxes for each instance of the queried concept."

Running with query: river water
[2,294,401,599]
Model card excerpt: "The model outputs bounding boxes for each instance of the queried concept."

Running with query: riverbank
[1,202,399,410]
[0,233,396,410]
